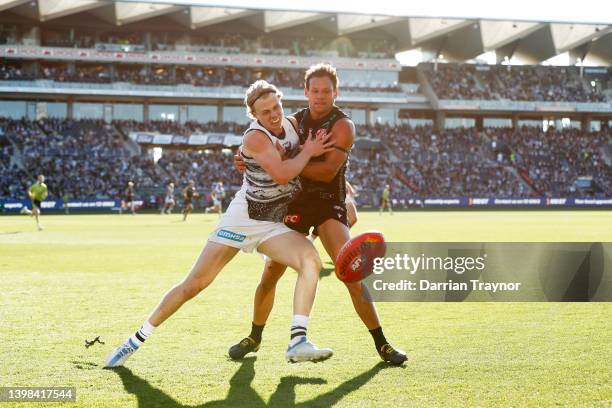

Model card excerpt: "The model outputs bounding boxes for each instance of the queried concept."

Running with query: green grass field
[1,211,611,407]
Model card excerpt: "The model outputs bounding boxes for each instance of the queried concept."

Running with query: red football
[335,231,386,283]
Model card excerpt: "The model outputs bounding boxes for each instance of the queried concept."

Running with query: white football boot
[285,337,333,363]
[105,338,140,367]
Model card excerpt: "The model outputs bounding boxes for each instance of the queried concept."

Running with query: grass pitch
[0,211,610,407]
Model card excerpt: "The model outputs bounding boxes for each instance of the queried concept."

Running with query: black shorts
[32,199,42,209]
[184,199,193,206]
[283,195,347,235]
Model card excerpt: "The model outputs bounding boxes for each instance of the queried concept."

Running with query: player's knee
[260,263,285,290]
[298,250,322,275]
[344,281,373,302]
[344,280,361,293]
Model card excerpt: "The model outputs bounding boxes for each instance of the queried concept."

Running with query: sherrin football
[335,231,386,283]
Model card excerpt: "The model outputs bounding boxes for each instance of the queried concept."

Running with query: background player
[345,180,358,228]
[380,184,393,215]
[161,182,176,215]
[205,181,225,217]
[23,174,48,231]
[229,64,406,365]
[121,181,136,215]
[182,180,198,221]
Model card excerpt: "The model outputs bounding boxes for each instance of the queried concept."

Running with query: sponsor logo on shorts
[217,229,246,242]
[284,214,301,224]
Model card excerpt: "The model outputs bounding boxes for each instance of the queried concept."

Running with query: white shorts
[345,196,356,206]
[165,197,175,205]
[208,189,293,253]
[212,198,222,206]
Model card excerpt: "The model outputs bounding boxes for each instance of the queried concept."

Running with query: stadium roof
[1,0,610,64]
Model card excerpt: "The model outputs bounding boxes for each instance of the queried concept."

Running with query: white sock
[129,320,156,347]
[289,314,309,347]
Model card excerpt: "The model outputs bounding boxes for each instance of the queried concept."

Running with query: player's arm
[27,186,33,199]
[243,130,334,185]
[346,181,356,196]
[233,148,246,174]
[300,118,354,183]
[234,137,288,171]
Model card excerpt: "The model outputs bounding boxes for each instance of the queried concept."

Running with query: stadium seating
[2,118,609,208]
[421,63,607,102]
[1,61,401,92]
[3,28,400,59]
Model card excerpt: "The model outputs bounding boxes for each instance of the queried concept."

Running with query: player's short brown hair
[244,80,283,119]
[304,63,339,90]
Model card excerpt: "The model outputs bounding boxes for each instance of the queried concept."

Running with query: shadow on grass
[110,358,389,408]
[72,360,99,370]
[319,262,335,280]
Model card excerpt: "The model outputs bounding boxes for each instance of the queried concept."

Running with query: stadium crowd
[422,63,607,102]
[2,118,159,200]
[0,25,399,58]
[157,151,241,192]
[1,61,401,92]
[488,127,612,196]
[114,119,246,137]
[1,118,610,206]
[350,124,534,206]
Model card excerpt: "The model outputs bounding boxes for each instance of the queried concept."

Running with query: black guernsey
[184,186,195,203]
[293,106,350,202]
[282,106,352,234]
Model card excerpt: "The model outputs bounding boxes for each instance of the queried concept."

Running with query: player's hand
[274,140,287,159]
[234,147,246,174]
[303,130,335,157]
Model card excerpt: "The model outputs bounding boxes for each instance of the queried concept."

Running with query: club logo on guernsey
[217,229,246,242]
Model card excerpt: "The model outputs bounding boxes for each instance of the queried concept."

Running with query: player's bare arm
[242,129,334,185]
[299,118,354,183]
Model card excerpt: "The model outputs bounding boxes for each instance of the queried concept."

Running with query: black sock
[369,327,388,351]
[249,322,264,343]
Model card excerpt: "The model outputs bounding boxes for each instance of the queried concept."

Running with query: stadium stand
[1,60,401,92]
[0,4,611,210]
[421,63,607,102]
[1,117,610,208]
[5,26,399,58]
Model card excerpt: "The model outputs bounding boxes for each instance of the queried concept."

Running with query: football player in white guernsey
[345,180,358,228]
[106,80,336,368]
[161,182,175,215]
[205,181,225,217]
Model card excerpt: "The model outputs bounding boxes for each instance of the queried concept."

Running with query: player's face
[253,93,284,134]
[305,76,337,117]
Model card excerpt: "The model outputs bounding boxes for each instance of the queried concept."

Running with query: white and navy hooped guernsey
[208,117,301,253]
[165,184,175,204]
